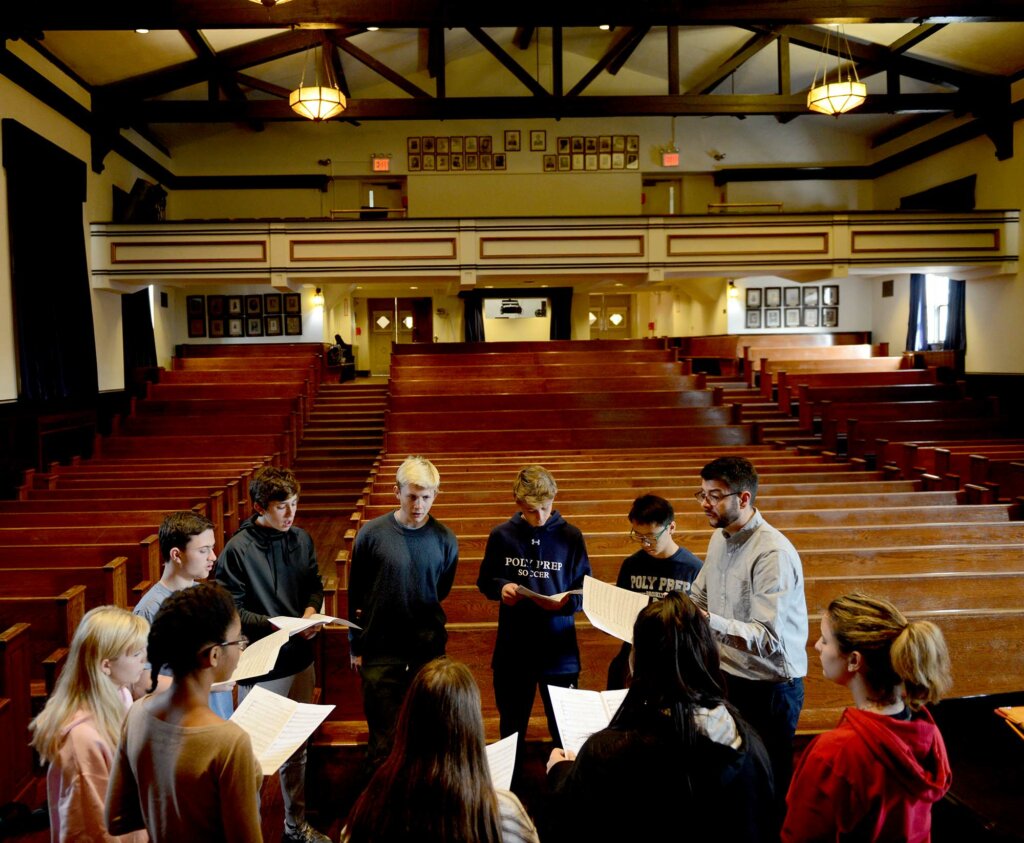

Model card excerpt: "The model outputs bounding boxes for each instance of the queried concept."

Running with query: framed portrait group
[743,284,840,330]
[544,134,640,172]
[407,135,509,172]
[187,293,303,338]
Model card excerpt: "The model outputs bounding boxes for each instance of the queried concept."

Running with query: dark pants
[726,674,804,831]
[360,660,424,770]
[494,665,579,746]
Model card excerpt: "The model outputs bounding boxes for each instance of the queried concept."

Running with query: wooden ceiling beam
[567,27,648,96]
[325,31,433,98]
[9,1,1024,32]
[127,91,967,122]
[685,31,777,95]
[465,26,549,97]
[887,22,947,55]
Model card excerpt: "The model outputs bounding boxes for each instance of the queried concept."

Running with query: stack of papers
[582,575,650,643]
[485,733,518,791]
[547,685,629,756]
[270,613,359,634]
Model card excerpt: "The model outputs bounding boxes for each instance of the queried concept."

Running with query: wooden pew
[777,369,936,414]
[173,356,321,371]
[386,423,754,454]
[899,440,1024,478]
[745,343,884,387]
[93,433,287,467]
[0,558,130,608]
[0,586,86,687]
[0,623,34,805]
[391,339,667,355]
[390,361,686,381]
[675,332,871,377]
[820,399,998,452]
[145,383,309,423]
[0,535,160,585]
[796,383,964,430]
[386,406,737,434]
[388,374,707,397]
[389,389,717,414]
[760,357,909,398]
[176,342,325,358]
[391,349,679,370]
[855,419,1016,465]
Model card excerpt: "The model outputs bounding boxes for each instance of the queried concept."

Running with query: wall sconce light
[312,287,325,307]
[728,281,739,300]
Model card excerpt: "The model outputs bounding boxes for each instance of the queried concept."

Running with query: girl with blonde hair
[29,605,150,842]
[783,593,953,842]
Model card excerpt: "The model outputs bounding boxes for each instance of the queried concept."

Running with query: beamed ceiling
[3,1,1024,166]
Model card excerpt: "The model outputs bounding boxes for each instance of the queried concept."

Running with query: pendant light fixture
[290,42,347,122]
[807,25,867,116]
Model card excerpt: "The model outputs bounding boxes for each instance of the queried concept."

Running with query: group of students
[26,456,955,842]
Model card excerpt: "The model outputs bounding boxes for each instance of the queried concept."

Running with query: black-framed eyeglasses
[199,635,249,657]
[628,524,671,546]
[694,490,740,505]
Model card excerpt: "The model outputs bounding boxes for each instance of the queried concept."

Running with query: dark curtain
[548,288,574,340]
[905,273,929,352]
[463,295,485,342]
[121,289,157,375]
[2,119,98,401]
[944,279,967,352]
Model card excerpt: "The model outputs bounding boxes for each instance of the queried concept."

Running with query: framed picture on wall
[493,153,506,170]
[784,287,801,307]
[823,284,840,306]
[822,307,839,327]
[746,310,762,329]
[209,319,225,338]
[207,295,225,318]
[557,137,571,154]
[450,154,463,170]
[504,130,521,152]
[245,317,263,337]
[187,295,205,317]
[803,307,820,327]
[585,136,598,153]
[543,155,557,172]
[530,130,546,151]
[613,135,626,153]
[451,136,464,154]
[227,295,243,316]
[264,315,283,336]
[285,315,303,336]
[746,288,762,308]
[228,318,244,337]
[765,309,782,329]
[407,137,421,154]
[188,317,206,337]
[465,136,478,153]
[264,293,282,314]
[284,293,301,314]
[478,154,492,170]
[558,154,571,171]
[803,286,820,307]
[422,136,436,154]
[480,136,492,154]
[437,154,450,171]
[408,154,421,171]
[625,153,639,170]
[784,308,801,328]
[599,136,612,153]
[764,287,782,308]
[436,137,449,154]
[245,295,262,315]
[612,152,625,169]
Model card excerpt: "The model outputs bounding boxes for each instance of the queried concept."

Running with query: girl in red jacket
[783,593,952,842]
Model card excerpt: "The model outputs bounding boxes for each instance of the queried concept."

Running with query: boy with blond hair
[348,455,459,767]
[477,465,591,754]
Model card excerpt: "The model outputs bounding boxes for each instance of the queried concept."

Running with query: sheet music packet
[582,575,650,643]
[229,685,335,776]
[485,733,518,791]
[514,585,583,605]
[547,685,629,757]
[270,613,359,635]
[227,628,291,684]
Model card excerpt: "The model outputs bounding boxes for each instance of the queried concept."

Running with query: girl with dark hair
[782,593,952,842]
[343,658,539,843]
[545,591,775,840]
[104,582,263,843]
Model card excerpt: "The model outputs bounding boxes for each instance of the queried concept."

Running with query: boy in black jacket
[215,466,330,843]
[476,465,591,752]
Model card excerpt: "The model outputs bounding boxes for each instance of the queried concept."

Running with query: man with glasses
[607,494,702,689]
[690,456,808,830]
[215,466,331,843]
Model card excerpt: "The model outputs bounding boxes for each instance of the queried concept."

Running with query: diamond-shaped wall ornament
[376,315,391,329]
[588,311,597,325]
[609,312,624,326]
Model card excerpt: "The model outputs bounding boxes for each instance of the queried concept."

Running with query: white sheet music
[547,685,628,757]
[485,732,518,791]
[229,628,289,683]
[230,685,335,776]
[515,585,583,604]
[582,575,650,643]
[270,613,359,635]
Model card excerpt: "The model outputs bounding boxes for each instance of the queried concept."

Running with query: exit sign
[661,151,680,167]
[372,156,390,172]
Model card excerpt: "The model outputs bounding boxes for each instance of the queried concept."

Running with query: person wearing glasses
[689,456,808,830]
[476,465,591,770]
[606,494,702,689]
[214,466,330,843]
[105,582,263,842]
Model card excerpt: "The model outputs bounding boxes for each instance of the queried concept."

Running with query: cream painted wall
[724,180,874,213]
[870,275,911,355]
[484,312,550,341]
[874,120,1024,373]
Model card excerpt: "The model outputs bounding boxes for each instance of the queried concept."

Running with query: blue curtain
[943,279,967,352]
[905,273,929,352]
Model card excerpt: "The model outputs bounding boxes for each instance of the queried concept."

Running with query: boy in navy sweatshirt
[476,465,591,750]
